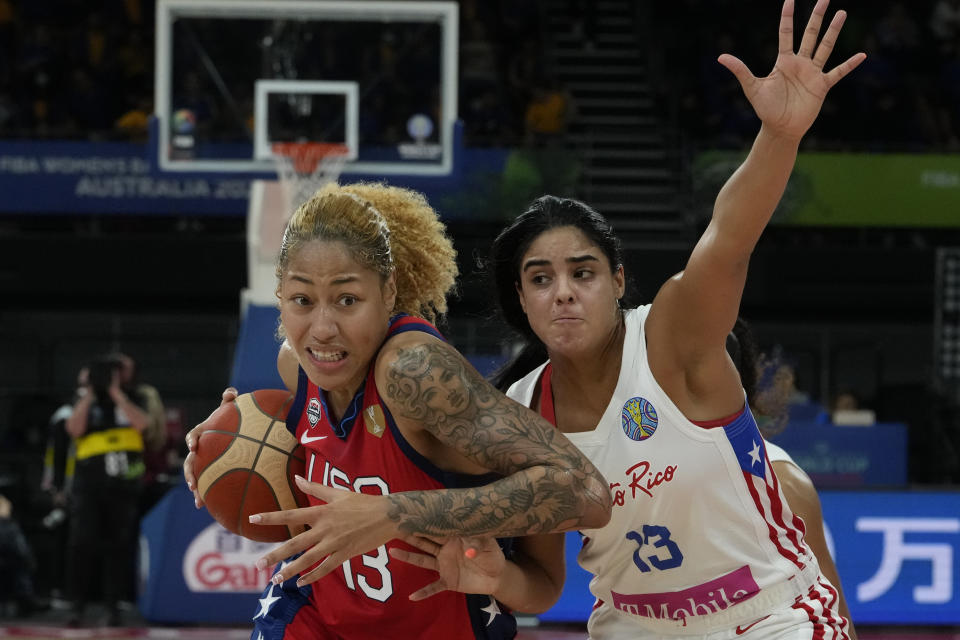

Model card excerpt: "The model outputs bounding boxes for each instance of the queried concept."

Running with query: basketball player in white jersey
[391,1,863,637]
[727,317,858,638]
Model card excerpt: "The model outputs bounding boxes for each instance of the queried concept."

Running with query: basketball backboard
[154,0,458,176]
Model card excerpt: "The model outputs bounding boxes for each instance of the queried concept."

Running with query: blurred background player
[729,316,858,639]
[0,494,39,619]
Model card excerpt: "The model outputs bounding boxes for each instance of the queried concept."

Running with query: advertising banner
[0,141,254,215]
[694,152,960,228]
[769,421,908,487]
[142,484,959,626]
[0,140,514,219]
[139,483,273,624]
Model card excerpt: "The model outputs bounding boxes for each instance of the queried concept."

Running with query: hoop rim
[271,141,350,158]
[271,141,350,174]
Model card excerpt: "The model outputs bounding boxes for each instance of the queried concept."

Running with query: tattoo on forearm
[383,342,610,537]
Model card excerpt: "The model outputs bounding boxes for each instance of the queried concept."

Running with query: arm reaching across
[390,532,566,614]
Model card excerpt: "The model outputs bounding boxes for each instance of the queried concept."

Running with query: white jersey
[507,306,823,635]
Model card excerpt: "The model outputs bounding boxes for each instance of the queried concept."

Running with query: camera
[88,356,120,397]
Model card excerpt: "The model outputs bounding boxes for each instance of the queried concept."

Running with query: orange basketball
[194,389,308,542]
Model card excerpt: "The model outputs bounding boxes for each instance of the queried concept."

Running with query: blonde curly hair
[275,182,458,323]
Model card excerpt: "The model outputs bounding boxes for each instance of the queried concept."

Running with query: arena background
[0,0,958,637]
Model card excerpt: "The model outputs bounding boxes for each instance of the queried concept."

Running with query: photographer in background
[64,355,148,627]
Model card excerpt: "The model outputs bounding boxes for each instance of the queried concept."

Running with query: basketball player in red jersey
[183,182,611,639]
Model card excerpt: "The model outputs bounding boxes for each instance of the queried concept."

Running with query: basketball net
[271,141,350,216]
[245,142,350,306]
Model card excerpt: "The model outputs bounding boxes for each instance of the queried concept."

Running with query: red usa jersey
[506,306,828,636]
[268,315,516,640]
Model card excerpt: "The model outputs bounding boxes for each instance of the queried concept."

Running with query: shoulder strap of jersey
[285,366,310,437]
[385,313,445,342]
[538,363,557,427]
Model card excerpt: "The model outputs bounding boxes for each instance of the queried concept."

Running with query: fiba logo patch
[621,397,658,441]
[306,397,322,426]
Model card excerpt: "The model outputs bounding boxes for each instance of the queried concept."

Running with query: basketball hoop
[270,141,350,212]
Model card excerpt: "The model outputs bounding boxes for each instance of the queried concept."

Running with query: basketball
[194,389,308,542]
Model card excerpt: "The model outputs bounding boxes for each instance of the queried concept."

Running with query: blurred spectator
[523,77,579,196]
[39,374,79,606]
[931,0,960,56]
[84,14,108,71]
[664,0,946,152]
[0,0,14,85]
[461,21,500,96]
[41,368,85,505]
[564,0,597,50]
[463,87,516,146]
[832,391,861,413]
[524,78,574,145]
[875,3,919,59]
[0,0,954,151]
[64,354,148,627]
[113,96,152,141]
[0,494,39,619]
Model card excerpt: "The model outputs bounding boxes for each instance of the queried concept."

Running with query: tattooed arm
[250,332,611,587]
[378,334,610,537]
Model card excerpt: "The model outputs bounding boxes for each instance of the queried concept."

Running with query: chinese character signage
[823,491,960,624]
[543,490,960,625]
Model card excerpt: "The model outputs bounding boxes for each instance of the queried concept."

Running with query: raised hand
[389,535,506,600]
[718,0,866,141]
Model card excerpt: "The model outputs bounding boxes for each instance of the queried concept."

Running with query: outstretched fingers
[798,0,829,58]
[717,54,756,93]
[825,52,867,88]
[294,476,351,503]
[778,0,796,54]
[294,553,343,587]
[250,508,323,569]
[812,10,846,69]
[259,545,320,585]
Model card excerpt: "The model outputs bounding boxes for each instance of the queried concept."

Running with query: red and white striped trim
[739,455,809,572]
[791,580,850,640]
